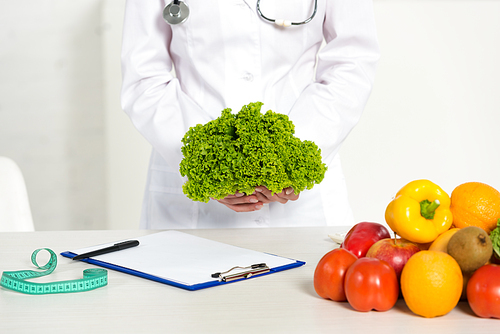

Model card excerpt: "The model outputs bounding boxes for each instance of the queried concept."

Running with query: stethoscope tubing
[163,0,318,26]
[256,0,318,26]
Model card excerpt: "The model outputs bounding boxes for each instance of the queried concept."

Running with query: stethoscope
[163,0,318,27]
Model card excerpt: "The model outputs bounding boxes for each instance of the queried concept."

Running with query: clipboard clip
[211,263,270,282]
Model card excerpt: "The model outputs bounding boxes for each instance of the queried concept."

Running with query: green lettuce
[490,219,500,259]
[179,102,327,202]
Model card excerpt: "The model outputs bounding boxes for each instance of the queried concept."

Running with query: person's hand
[214,192,262,213]
[215,186,299,213]
[253,186,300,204]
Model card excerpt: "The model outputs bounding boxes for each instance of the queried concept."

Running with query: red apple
[340,222,391,258]
[365,238,420,280]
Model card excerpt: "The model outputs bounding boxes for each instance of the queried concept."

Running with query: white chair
[0,157,35,231]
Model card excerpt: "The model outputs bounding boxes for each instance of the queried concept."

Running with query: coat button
[255,217,265,225]
[243,73,254,82]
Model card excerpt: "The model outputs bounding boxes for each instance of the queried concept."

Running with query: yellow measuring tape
[1,248,107,295]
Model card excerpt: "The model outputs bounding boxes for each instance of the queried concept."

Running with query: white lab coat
[121,0,380,229]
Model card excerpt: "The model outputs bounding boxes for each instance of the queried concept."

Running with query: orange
[401,251,463,318]
[428,228,460,253]
[450,182,500,234]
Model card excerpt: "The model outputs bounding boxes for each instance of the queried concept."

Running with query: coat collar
[242,0,258,10]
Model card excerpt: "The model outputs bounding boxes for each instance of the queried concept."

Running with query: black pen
[72,240,140,260]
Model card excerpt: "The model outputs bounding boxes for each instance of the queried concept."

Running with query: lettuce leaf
[490,219,500,259]
[179,102,327,202]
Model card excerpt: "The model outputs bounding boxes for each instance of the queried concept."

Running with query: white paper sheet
[71,231,297,286]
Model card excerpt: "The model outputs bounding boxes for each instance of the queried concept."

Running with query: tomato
[341,222,391,258]
[344,257,399,312]
[314,248,358,301]
[466,264,500,319]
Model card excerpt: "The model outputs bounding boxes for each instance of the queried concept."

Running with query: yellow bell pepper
[385,179,453,244]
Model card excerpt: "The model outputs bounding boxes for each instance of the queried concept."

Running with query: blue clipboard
[60,231,305,291]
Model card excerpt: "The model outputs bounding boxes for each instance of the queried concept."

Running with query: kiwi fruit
[447,226,493,273]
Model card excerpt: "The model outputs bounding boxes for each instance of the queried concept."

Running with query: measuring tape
[1,248,107,295]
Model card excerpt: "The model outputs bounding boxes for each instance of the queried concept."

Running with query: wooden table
[0,227,497,333]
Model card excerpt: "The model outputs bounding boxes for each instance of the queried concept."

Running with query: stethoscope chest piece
[163,0,190,25]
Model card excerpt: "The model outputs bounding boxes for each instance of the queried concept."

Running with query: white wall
[341,0,500,224]
[1,1,499,230]
[0,0,107,230]
[102,1,150,230]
